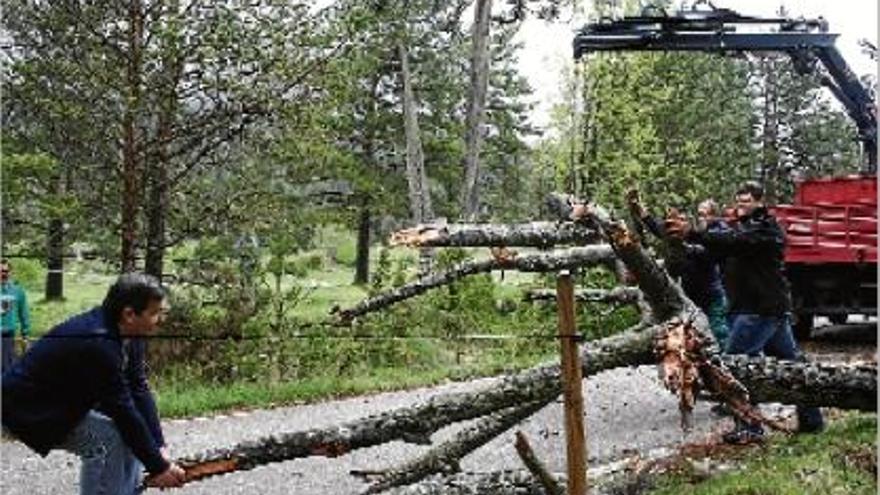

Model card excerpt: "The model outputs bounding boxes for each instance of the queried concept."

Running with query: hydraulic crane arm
[573,6,877,172]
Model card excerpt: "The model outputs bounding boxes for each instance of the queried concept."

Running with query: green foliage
[533,46,861,214]
[6,257,44,291]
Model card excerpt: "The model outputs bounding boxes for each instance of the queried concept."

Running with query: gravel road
[3,319,870,495]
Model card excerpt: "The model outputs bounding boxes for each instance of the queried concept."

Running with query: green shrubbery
[152,239,642,398]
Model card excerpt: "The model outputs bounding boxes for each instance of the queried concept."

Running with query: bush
[7,257,44,290]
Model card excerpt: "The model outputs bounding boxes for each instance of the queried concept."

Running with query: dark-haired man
[666,180,824,443]
[2,273,186,494]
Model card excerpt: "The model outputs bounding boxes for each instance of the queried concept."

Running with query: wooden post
[557,270,587,495]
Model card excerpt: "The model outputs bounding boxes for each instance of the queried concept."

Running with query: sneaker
[722,426,765,445]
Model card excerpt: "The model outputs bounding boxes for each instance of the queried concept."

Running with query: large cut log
[524,287,641,305]
[362,400,550,494]
[389,221,601,248]
[385,470,555,495]
[332,246,615,322]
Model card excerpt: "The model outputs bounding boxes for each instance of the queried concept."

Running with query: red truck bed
[771,175,877,264]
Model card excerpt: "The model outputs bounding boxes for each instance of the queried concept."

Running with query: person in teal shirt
[1,259,31,373]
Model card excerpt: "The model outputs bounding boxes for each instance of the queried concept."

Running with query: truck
[572,4,877,339]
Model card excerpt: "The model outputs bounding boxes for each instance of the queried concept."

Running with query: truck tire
[829,314,848,325]
[793,313,814,340]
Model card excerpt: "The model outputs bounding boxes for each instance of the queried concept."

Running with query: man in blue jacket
[1,259,31,373]
[2,273,186,493]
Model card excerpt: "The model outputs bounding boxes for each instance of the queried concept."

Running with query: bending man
[2,273,186,493]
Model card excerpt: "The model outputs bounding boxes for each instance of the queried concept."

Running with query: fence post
[557,270,587,495]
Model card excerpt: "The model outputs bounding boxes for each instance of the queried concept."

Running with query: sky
[513,0,879,132]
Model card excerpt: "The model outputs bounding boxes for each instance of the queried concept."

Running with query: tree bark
[386,470,552,495]
[389,222,600,248]
[524,287,641,305]
[45,217,64,300]
[461,0,493,220]
[514,431,565,495]
[363,400,550,494]
[398,41,433,224]
[144,141,168,282]
[121,0,144,273]
[355,200,371,285]
[333,246,616,322]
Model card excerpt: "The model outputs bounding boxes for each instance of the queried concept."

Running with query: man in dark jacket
[666,181,824,443]
[2,273,186,493]
[628,193,730,347]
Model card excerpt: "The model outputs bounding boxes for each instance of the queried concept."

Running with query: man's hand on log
[625,189,647,219]
[146,462,187,489]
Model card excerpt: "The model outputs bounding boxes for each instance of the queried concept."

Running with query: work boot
[723,420,764,445]
[797,407,825,434]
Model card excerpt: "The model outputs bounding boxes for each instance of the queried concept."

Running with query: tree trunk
[45,217,64,300]
[333,246,616,322]
[386,470,552,495]
[389,222,600,248]
[121,0,144,273]
[144,157,167,282]
[761,56,780,203]
[398,41,433,224]
[461,0,493,220]
[355,199,371,285]
[363,399,550,494]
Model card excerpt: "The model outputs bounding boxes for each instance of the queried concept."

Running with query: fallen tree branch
[524,287,642,305]
[384,470,555,495]
[362,400,550,494]
[170,197,875,484]
[514,431,565,495]
[389,221,601,248]
[332,246,615,322]
[170,319,874,484]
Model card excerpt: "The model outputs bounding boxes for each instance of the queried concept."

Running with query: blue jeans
[707,295,729,349]
[726,314,823,431]
[58,411,143,495]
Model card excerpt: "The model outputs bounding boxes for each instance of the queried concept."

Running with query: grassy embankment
[649,412,877,495]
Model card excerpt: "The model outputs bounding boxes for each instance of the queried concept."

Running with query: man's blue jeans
[58,411,143,495]
[726,313,824,431]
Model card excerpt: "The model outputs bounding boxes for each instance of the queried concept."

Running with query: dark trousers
[1,334,17,375]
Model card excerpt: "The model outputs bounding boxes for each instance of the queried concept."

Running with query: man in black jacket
[2,273,186,493]
[667,181,824,443]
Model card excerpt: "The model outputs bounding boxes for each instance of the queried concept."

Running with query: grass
[25,272,115,337]
[153,353,549,418]
[649,413,878,495]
